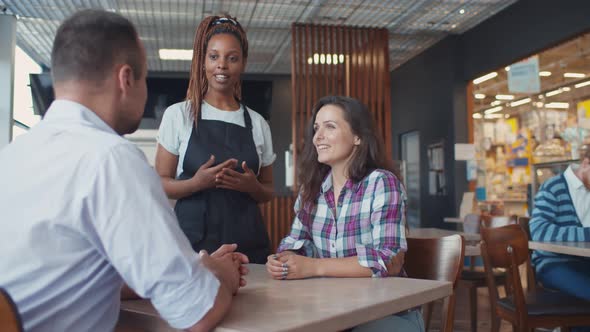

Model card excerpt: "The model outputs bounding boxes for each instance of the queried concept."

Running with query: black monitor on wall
[29,73,273,121]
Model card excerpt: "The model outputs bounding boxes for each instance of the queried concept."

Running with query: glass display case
[530,159,578,209]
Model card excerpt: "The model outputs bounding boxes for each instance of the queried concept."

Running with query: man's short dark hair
[51,9,142,84]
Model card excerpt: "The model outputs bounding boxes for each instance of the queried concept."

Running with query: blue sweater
[530,173,590,272]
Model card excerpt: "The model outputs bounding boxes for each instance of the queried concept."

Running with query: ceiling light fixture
[472,113,482,119]
[474,93,485,99]
[564,72,586,78]
[495,94,515,100]
[459,8,465,14]
[485,113,504,119]
[539,71,552,77]
[307,53,345,65]
[574,80,590,88]
[510,98,531,107]
[545,89,563,97]
[484,106,503,114]
[505,66,510,72]
[545,102,569,109]
[473,72,498,84]
[491,101,502,106]
[159,49,193,60]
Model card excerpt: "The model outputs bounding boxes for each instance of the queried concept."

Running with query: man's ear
[117,64,133,94]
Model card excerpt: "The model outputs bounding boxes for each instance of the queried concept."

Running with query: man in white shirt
[0,9,247,332]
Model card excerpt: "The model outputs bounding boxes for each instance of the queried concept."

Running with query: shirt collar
[43,99,118,135]
[319,171,362,194]
[564,164,585,191]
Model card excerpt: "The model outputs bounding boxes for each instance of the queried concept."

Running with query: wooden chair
[516,216,537,292]
[480,224,590,332]
[459,213,512,332]
[0,288,23,332]
[405,234,465,332]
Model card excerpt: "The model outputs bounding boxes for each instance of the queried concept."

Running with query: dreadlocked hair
[186,14,249,122]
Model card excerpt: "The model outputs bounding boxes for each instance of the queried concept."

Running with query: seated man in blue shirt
[530,144,590,303]
[0,9,247,332]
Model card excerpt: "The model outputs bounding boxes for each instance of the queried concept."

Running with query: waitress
[155,15,275,263]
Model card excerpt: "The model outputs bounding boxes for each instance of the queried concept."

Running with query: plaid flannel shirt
[277,169,407,277]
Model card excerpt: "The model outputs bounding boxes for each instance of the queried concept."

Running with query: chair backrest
[479,224,529,321]
[0,288,23,332]
[463,213,481,234]
[481,214,518,228]
[480,224,529,268]
[405,234,465,287]
[405,235,465,332]
[516,216,537,292]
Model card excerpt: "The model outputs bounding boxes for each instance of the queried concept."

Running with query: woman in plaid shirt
[266,96,422,331]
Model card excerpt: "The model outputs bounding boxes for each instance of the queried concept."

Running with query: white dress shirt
[564,164,590,227]
[0,100,219,331]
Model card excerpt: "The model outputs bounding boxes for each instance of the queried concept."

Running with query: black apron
[174,105,270,263]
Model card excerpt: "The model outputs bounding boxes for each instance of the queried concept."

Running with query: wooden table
[529,241,590,258]
[117,264,452,332]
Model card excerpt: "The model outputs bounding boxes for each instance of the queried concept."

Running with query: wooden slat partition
[259,195,296,251]
[291,23,392,188]
[260,24,392,252]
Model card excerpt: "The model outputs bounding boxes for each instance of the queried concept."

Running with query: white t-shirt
[0,100,220,331]
[158,101,276,177]
[564,165,590,227]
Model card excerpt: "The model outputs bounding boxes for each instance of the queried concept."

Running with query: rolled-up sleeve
[356,172,407,277]
[89,143,219,329]
[277,195,319,257]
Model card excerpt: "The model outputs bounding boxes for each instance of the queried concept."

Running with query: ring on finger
[282,266,288,272]
[282,270,288,277]
[281,263,287,268]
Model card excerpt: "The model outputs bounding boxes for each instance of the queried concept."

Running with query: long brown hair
[298,96,400,206]
[186,15,248,120]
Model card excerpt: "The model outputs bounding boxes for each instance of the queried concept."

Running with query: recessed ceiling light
[485,113,504,119]
[473,72,498,84]
[505,66,510,72]
[472,113,482,119]
[545,102,569,109]
[574,80,590,88]
[474,93,485,99]
[510,98,531,107]
[491,101,502,106]
[484,106,503,114]
[496,94,515,100]
[545,89,563,97]
[564,72,586,78]
[539,71,552,77]
[159,49,193,60]
[459,8,465,14]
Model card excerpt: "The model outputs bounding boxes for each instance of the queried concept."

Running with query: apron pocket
[174,197,207,246]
